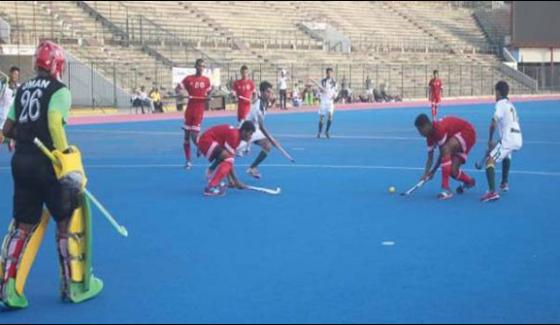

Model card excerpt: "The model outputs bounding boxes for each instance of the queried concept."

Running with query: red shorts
[453,125,476,163]
[237,103,251,122]
[197,134,220,161]
[184,105,205,132]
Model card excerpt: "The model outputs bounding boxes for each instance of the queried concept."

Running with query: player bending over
[415,114,476,200]
[198,122,256,196]
[481,81,523,202]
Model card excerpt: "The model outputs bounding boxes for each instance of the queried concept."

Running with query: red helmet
[34,41,65,80]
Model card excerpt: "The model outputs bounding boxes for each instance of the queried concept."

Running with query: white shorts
[490,136,522,163]
[250,128,266,143]
[319,102,334,116]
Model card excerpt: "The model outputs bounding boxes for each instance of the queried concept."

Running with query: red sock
[455,169,473,184]
[209,159,233,187]
[4,228,29,279]
[441,155,452,190]
[184,140,191,161]
[431,104,437,120]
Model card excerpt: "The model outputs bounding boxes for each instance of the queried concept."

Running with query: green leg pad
[66,275,103,304]
[1,279,28,309]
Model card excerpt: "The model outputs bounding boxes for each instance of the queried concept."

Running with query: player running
[198,122,256,196]
[180,58,213,170]
[232,65,256,122]
[428,70,443,120]
[415,114,476,200]
[481,81,523,202]
[316,68,337,139]
[0,41,103,309]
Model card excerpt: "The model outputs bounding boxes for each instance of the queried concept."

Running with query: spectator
[175,83,187,112]
[277,69,289,110]
[302,82,314,106]
[150,86,164,113]
[291,82,302,108]
[8,66,20,93]
[373,88,384,102]
[139,86,154,113]
[339,76,350,103]
[365,76,374,102]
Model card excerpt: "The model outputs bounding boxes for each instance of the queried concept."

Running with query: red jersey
[232,79,255,104]
[199,124,241,156]
[429,78,442,103]
[182,74,212,110]
[427,117,474,153]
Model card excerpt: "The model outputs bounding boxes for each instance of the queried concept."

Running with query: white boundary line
[2,163,558,177]
[68,130,560,145]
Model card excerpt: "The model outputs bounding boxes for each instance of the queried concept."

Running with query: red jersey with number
[182,74,211,111]
[233,79,255,121]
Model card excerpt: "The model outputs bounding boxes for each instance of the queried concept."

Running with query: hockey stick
[34,138,128,237]
[247,185,282,195]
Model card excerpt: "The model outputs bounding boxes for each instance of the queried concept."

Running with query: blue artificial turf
[1,99,559,323]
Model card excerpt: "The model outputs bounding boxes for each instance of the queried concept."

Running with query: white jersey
[494,98,522,146]
[247,98,267,128]
[320,77,337,104]
[0,87,14,127]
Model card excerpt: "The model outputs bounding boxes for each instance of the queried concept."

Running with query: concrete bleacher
[0,1,536,102]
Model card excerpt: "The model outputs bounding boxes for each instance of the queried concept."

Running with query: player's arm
[2,99,17,140]
[428,80,432,100]
[228,167,247,189]
[48,88,72,151]
[422,150,435,180]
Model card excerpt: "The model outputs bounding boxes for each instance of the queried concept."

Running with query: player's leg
[481,142,504,202]
[325,107,334,139]
[205,147,232,196]
[248,137,272,179]
[51,193,103,303]
[46,145,103,303]
[452,131,476,194]
[183,127,192,169]
[318,113,325,138]
[1,154,50,309]
[500,155,511,192]
[437,137,464,200]
[431,102,437,121]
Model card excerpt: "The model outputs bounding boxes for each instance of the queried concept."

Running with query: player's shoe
[204,184,227,197]
[500,182,509,192]
[247,167,262,179]
[185,161,193,170]
[480,191,500,203]
[317,133,321,139]
[456,178,476,194]
[325,132,330,139]
[437,189,454,200]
